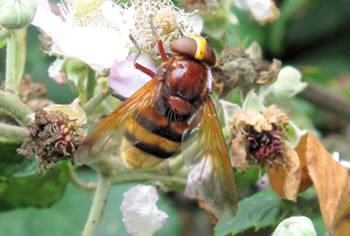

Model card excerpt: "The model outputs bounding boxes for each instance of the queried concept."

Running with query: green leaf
[0,163,69,211]
[0,38,7,49]
[214,188,326,236]
[0,142,36,177]
[0,171,181,236]
[215,190,288,236]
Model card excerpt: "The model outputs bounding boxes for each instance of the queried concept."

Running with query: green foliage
[0,163,69,211]
[214,189,326,236]
[0,173,181,236]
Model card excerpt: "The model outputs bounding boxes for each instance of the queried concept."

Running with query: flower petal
[107,53,157,98]
[32,0,130,72]
[121,185,168,236]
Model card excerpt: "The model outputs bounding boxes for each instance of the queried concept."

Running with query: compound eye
[170,35,216,66]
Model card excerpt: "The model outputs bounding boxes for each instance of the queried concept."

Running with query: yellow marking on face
[187,35,207,60]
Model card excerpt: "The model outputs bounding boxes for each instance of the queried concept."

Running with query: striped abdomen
[120,100,191,169]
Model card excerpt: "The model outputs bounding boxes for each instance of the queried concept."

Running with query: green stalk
[0,90,32,126]
[0,123,29,143]
[5,28,27,94]
[82,174,112,236]
[86,67,96,103]
[83,88,111,116]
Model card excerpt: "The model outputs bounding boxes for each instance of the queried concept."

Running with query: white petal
[188,13,203,34]
[121,185,168,236]
[271,66,307,98]
[246,0,275,22]
[272,216,317,236]
[32,0,130,72]
[48,58,66,85]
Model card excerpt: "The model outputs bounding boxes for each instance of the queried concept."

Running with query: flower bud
[272,216,317,236]
[0,0,37,29]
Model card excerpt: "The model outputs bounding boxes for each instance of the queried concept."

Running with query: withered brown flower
[230,105,289,170]
[17,109,83,170]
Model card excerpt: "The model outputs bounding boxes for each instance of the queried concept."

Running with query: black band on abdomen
[124,131,176,158]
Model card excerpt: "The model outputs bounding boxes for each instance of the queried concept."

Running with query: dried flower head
[211,45,281,99]
[17,109,83,170]
[230,105,289,170]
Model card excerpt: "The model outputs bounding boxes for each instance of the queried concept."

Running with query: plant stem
[82,174,112,236]
[0,90,32,126]
[68,163,97,191]
[5,29,27,94]
[298,81,350,121]
[86,67,96,103]
[83,88,111,116]
[0,123,29,143]
[113,171,187,187]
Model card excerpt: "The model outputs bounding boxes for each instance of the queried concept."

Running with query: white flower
[272,216,317,236]
[121,185,168,236]
[32,0,130,72]
[261,66,307,99]
[126,0,203,56]
[233,0,280,24]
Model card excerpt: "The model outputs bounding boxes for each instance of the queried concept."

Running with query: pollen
[73,0,104,21]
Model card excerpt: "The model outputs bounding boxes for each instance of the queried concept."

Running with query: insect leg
[149,19,168,62]
[129,35,156,78]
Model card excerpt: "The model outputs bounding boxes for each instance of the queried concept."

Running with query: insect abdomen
[121,106,189,169]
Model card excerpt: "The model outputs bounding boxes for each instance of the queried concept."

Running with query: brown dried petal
[267,147,301,201]
[262,105,289,126]
[233,109,272,133]
[294,135,313,193]
[256,59,282,85]
[231,137,249,171]
[297,133,350,232]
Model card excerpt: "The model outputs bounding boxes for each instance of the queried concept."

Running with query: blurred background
[0,0,349,235]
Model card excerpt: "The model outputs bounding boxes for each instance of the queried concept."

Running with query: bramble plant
[0,0,350,236]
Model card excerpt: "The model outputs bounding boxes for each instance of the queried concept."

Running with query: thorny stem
[0,123,29,143]
[5,29,27,94]
[0,90,32,126]
[82,174,112,236]
[68,163,97,191]
[298,81,350,121]
[83,88,112,116]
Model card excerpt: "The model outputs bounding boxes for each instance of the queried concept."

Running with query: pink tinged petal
[108,53,158,98]
[121,185,168,236]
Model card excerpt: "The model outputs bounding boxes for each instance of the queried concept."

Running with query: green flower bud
[272,216,317,236]
[0,0,37,29]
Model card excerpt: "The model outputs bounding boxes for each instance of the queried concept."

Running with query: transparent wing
[182,96,238,223]
[75,77,163,165]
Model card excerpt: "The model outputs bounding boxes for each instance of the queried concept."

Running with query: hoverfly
[75,26,238,222]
